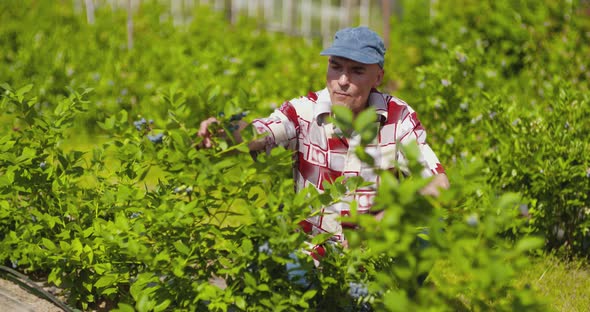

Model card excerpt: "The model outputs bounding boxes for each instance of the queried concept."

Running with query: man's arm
[420,173,450,197]
[373,105,449,221]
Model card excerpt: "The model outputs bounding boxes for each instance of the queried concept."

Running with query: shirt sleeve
[251,101,299,150]
[397,109,445,178]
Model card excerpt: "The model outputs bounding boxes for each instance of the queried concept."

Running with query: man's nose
[338,72,350,85]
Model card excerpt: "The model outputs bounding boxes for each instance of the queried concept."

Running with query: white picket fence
[75,0,396,48]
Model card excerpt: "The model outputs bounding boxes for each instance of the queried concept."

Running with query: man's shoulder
[371,90,411,109]
[282,88,328,118]
[369,90,418,124]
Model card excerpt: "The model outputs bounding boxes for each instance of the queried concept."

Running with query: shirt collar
[313,88,389,123]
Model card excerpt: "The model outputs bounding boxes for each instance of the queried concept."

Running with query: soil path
[0,278,62,312]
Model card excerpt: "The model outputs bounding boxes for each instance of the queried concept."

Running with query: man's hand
[197,117,248,149]
[419,173,450,197]
[197,117,220,148]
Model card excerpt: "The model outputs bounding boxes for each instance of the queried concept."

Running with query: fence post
[85,0,95,24]
[282,0,293,34]
[430,0,437,18]
[215,0,224,11]
[301,0,312,39]
[340,0,353,28]
[230,0,238,24]
[360,0,370,27]
[248,0,258,17]
[127,0,134,50]
[321,0,331,47]
[381,0,391,49]
[263,0,274,30]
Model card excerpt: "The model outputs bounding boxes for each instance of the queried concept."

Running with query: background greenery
[1,0,589,311]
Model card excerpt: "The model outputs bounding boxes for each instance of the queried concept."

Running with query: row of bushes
[388,0,590,256]
[1,81,547,310]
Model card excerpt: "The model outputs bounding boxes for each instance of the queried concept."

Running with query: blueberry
[134,118,147,131]
[185,186,193,195]
[466,214,478,227]
[148,133,164,143]
[39,161,47,169]
[218,112,225,118]
[230,113,241,122]
[349,282,369,299]
[286,252,309,287]
[258,241,272,255]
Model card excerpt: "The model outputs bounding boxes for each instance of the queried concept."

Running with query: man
[198,26,449,257]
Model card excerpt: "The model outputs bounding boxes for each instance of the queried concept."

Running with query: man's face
[326,56,384,116]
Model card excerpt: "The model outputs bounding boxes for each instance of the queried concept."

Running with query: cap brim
[320,46,381,65]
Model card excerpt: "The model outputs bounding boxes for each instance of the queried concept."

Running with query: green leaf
[136,293,155,312]
[48,268,62,286]
[153,299,171,312]
[354,107,378,142]
[311,232,334,245]
[244,272,257,288]
[42,238,57,250]
[515,237,543,253]
[94,263,112,275]
[114,303,135,312]
[331,105,354,132]
[173,240,191,256]
[16,84,33,98]
[95,274,118,288]
[257,283,270,291]
[208,85,221,102]
[235,296,246,310]
[383,290,409,312]
[101,287,118,296]
[302,289,317,300]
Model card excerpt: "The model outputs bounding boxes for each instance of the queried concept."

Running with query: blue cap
[320,26,386,68]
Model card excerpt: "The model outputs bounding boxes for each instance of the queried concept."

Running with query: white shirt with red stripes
[251,88,445,258]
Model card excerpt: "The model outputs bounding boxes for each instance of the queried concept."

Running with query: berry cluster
[147,133,164,143]
[133,117,164,144]
[348,282,369,299]
[133,117,153,131]
[219,111,248,132]
[173,185,193,195]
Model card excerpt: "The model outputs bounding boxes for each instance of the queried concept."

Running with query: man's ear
[374,68,384,88]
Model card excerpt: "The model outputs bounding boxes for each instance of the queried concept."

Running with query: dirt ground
[0,278,63,312]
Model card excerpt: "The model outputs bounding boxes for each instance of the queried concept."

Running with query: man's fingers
[203,137,212,148]
[197,117,219,137]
